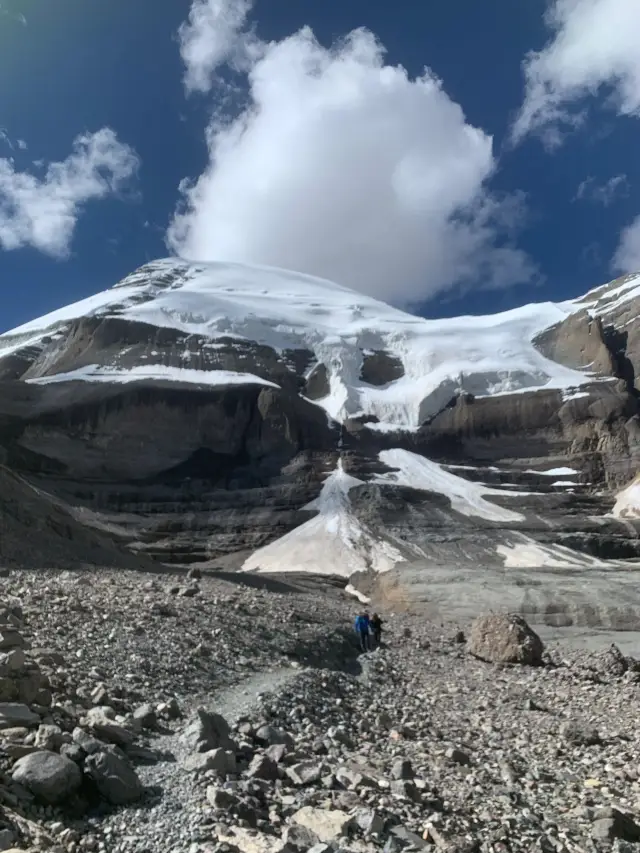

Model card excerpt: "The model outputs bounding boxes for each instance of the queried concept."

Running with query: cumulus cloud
[513,0,640,143]
[169,4,534,304]
[0,128,139,257]
[178,0,259,94]
[575,174,629,206]
[614,219,640,273]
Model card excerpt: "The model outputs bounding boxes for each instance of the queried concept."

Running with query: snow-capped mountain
[2,258,640,612]
[1,258,630,431]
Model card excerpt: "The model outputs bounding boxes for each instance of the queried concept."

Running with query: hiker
[370,612,383,647]
[354,611,371,652]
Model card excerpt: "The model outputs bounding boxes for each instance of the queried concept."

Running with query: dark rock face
[360,350,404,385]
[534,311,617,376]
[0,379,339,564]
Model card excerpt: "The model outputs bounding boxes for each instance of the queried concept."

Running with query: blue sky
[0,0,639,330]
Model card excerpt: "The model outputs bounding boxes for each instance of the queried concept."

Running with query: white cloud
[178,0,258,94]
[575,174,629,206]
[0,128,139,257]
[169,5,534,304]
[513,0,640,143]
[614,218,640,272]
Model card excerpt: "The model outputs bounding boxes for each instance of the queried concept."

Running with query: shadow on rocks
[283,626,364,676]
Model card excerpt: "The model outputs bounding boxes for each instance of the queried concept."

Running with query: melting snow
[612,476,640,519]
[375,449,525,523]
[497,535,606,568]
[525,467,578,476]
[26,364,279,388]
[242,460,406,576]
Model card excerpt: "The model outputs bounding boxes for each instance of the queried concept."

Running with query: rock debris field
[1,569,640,853]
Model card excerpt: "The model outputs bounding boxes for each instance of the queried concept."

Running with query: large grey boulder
[0,703,40,729]
[467,614,543,665]
[180,708,233,754]
[12,750,81,804]
[84,751,143,805]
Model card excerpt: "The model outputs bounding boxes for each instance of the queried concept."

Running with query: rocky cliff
[1,260,640,580]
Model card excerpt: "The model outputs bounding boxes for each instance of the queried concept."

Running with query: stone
[391,758,414,780]
[60,743,86,764]
[0,703,40,729]
[467,614,543,665]
[181,708,233,753]
[217,828,281,853]
[355,808,385,836]
[560,722,601,746]
[282,824,321,850]
[591,807,640,842]
[0,649,25,672]
[291,807,355,843]
[72,727,111,755]
[206,786,239,809]
[266,743,288,764]
[132,703,157,729]
[286,761,325,786]
[12,750,81,804]
[390,779,421,801]
[34,724,63,751]
[83,707,135,746]
[183,748,235,774]
[255,725,294,748]
[247,754,278,781]
[445,747,471,765]
[0,629,25,651]
[390,826,428,850]
[0,829,16,851]
[84,751,143,805]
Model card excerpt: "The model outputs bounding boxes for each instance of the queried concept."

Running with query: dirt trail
[99,666,305,851]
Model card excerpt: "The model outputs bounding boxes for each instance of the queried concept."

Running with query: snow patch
[497,535,605,568]
[375,449,525,523]
[525,467,578,476]
[345,584,371,604]
[26,363,279,389]
[242,460,406,577]
[612,476,640,519]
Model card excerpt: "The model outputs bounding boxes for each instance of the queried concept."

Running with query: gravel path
[98,666,305,853]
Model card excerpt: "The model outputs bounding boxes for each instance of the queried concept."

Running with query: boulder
[0,703,39,729]
[286,761,325,786]
[0,629,25,651]
[183,748,235,774]
[83,707,135,746]
[34,724,63,751]
[467,614,543,665]
[247,754,278,781]
[216,828,281,853]
[181,708,233,753]
[591,807,640,842]
[254,725,294,748]
[12,750,81,804]
[291,807,355,843]
[84,751,143,805]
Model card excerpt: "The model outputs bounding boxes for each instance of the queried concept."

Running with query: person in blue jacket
[354,611,371,652]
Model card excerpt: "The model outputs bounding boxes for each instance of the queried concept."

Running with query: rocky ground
[2,568,640,853]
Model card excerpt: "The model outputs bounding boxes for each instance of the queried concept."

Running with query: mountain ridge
[2,260,640,605]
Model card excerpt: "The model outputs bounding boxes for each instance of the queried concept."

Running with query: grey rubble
[0,569,639,853]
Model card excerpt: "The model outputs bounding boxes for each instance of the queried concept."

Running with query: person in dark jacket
[354,612,371,652]
[370,612,383,647]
